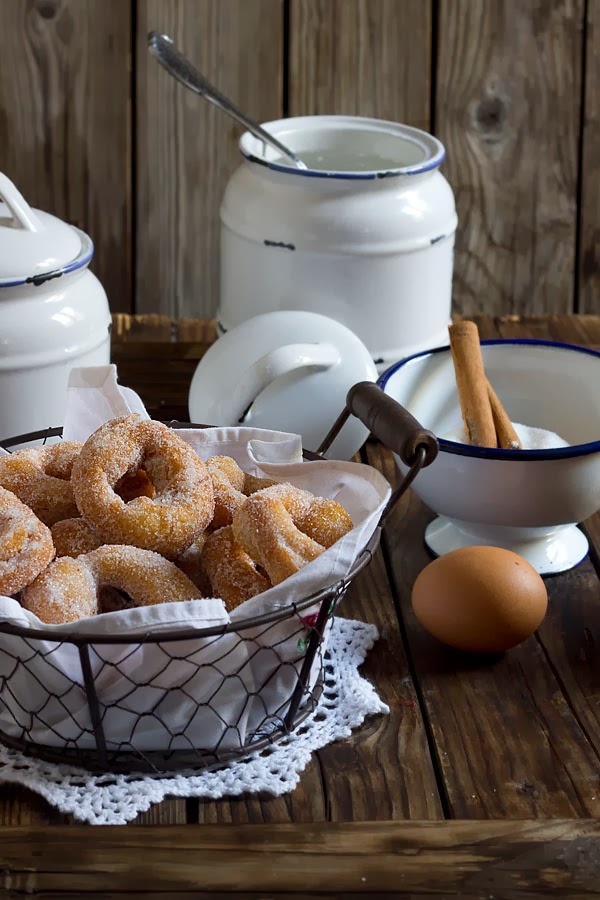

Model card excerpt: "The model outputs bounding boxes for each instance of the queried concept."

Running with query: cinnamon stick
[448,322,497,447]
[487,380,522,449]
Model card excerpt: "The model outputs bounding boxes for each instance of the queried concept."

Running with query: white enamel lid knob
[188,310,379,459]
[0,172,83,281]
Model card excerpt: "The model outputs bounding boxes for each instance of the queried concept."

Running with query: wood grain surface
[368,313,600,820]
[579,0,600,313]
[288,0,432,130]
[0,313,598,854]
[1,2,596,320]
[1,820,599,896]
[370,446,600,821]
[436,0,585,316]
[0,0,132,311]
[135,0,284,318]
[314,543,443,822]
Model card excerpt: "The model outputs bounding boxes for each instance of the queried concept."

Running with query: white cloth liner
[0,366,391,754]
[0,618,389,825]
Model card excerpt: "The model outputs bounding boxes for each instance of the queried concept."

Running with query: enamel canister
[0,173,111,441]
[219,115,458,369]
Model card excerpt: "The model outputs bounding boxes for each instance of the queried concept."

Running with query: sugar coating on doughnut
[232,483,353,586]
[249,482,314,515]
[86,545,202,605]
[206,456,246,530]
[21,545,203,624]
[50,518,103,558]
[293,498,353,548]
[0,442,82,526]
[201,525,270,610]
[0,486,54,596]
[232,486,325,586]
[20,556,98,624]
[251,484,353,545]
[71,415,215,558]
[206,456,285,530]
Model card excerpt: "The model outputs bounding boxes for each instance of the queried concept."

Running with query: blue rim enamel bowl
[378,339,600,575]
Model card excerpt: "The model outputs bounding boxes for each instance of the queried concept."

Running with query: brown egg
[411,546,548,653]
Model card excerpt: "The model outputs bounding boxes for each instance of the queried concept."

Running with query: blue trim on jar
[242,147,446,180]
[377,338,600,460]
[0,227,94,288]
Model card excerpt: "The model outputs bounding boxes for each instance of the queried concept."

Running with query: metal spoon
[147,32,307,171]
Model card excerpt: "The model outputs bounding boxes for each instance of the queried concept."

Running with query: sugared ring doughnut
[257,484,353,547]
[0,442,82,526]
[232,485,327,586]
[232,484,354,586]
[201,525,270,610]
[50,518,103,558]
[71,415,215,558]
[20,545,202,624]
[0,486,54,595]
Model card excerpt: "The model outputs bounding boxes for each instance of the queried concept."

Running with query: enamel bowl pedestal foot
[424,518,589,576]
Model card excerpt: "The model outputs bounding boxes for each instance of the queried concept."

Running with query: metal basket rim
[0,532,379,643]
[0,424,382,644]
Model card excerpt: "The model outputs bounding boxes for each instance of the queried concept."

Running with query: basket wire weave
[0,411,433,775]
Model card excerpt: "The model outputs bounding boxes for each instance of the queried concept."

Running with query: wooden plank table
[0,314,598,897]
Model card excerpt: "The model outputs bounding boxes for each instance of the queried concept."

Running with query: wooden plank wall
[0,0,597,318]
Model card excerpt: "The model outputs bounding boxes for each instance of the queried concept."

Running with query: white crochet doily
[0,618,388,825]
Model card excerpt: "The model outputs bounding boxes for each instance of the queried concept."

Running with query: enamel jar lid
[188,311,378,459]
[0,173,90,284]
[0,173,111,442]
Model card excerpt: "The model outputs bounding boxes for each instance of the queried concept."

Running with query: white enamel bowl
[379,339,600,574]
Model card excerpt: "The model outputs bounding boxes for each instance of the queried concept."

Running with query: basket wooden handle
[346,381,439,467]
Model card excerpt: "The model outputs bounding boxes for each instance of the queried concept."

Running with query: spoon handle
[147,32,307,170]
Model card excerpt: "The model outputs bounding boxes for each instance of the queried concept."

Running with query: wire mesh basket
[0,383,438,774]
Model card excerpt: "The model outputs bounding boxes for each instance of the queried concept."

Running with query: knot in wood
[515,779,540,799]
[582,241,599,282]
[36,0,57,19]
[473,94,507,141]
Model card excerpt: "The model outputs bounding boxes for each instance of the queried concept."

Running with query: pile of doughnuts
[0,415,353,625]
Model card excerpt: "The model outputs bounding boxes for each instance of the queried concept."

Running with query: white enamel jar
[0,174,111,441]
[219,115,458,369]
